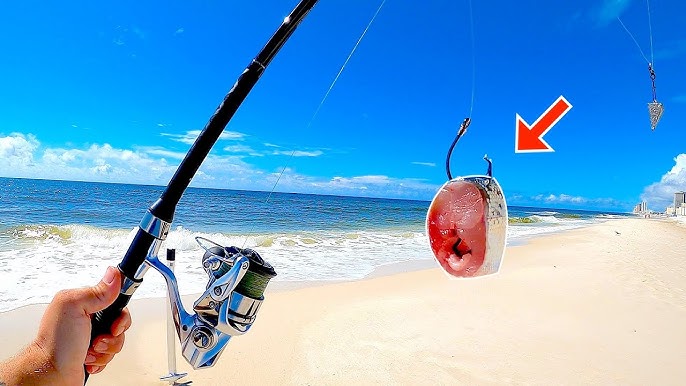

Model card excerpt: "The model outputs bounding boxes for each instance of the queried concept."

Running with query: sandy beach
[1,217,685,385]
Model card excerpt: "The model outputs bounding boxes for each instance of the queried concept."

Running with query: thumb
[78,266,122,314]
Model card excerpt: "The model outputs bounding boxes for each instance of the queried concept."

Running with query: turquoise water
[0,177,629,312]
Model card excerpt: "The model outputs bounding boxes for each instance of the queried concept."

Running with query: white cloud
[219,131,245,140]
[174,28,185,35]
[91,164,113,174]
[523,192,621,208]
[331,175,391,185]
[161,130,246,145]
[0,127,461,203]
[532,193,585,203]
[139,147,187,160]
[272,150,323,157]
[412,161,436,167]
[39,144,176,183]
[592,0,632,26]
[267,172,437,200]
[223,144,263,156]
[0,135,178,185]
[0,133,39,168]
[641,154,686,211]
[0,133,439,201]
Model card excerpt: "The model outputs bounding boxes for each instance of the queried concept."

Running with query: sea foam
[0,224,434,312]
[0,213,604,312]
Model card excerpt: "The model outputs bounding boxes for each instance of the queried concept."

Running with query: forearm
[0,342,55,386]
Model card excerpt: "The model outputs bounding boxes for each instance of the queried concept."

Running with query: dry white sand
[1,218,685,385]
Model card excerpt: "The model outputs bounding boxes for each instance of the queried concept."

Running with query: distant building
[633,201,648,214]
[666,192,686,216]
[676,192,686,210]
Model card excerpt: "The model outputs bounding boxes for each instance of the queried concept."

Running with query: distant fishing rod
[85,0,320,382]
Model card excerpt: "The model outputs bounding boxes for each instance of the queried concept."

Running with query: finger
[85,352,114,366]
[92,334,125,355]
[78,267,123,314]
[91,365,105,375]
[111,307,132,337]
[86,365,102,374]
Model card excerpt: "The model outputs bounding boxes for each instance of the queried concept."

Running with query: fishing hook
[445,117,470,180]
[483,154,492,177]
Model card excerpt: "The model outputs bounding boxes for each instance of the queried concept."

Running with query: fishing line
[446,0,477,180]
[616,0,656,66]
[646,0,654,64]
[617,17,650,64]
[240,0,387,249]
[467,0,476,119]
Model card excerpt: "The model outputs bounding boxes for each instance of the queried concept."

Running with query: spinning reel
[144,237,276,369]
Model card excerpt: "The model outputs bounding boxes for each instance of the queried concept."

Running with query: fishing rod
[85,0,320,382]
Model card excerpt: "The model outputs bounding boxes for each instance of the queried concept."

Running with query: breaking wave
[0,210,625,312]
[0,223,433,312]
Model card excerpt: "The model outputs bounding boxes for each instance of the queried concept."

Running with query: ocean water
[0,177,629,312]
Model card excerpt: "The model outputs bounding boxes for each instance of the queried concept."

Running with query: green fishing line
[235,270,272,299]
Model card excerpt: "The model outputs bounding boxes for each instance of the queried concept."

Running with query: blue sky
[0,0,684,212]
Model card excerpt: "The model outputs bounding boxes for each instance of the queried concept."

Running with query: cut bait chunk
[426,176,508,278]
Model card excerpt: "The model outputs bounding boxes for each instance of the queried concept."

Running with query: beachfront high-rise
[633,201,648,214]
[666,192,686,216]
[676,192,686,210]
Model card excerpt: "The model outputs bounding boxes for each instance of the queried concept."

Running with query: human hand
[0,266,132,385]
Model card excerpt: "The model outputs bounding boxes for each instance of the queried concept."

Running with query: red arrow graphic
[515,96,572,153]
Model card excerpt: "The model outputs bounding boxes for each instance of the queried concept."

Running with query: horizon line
[0,175,633,214]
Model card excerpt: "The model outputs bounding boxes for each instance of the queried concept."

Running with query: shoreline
[0,217,623,315]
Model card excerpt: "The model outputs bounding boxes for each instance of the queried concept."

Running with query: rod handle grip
[83,292,132,383]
